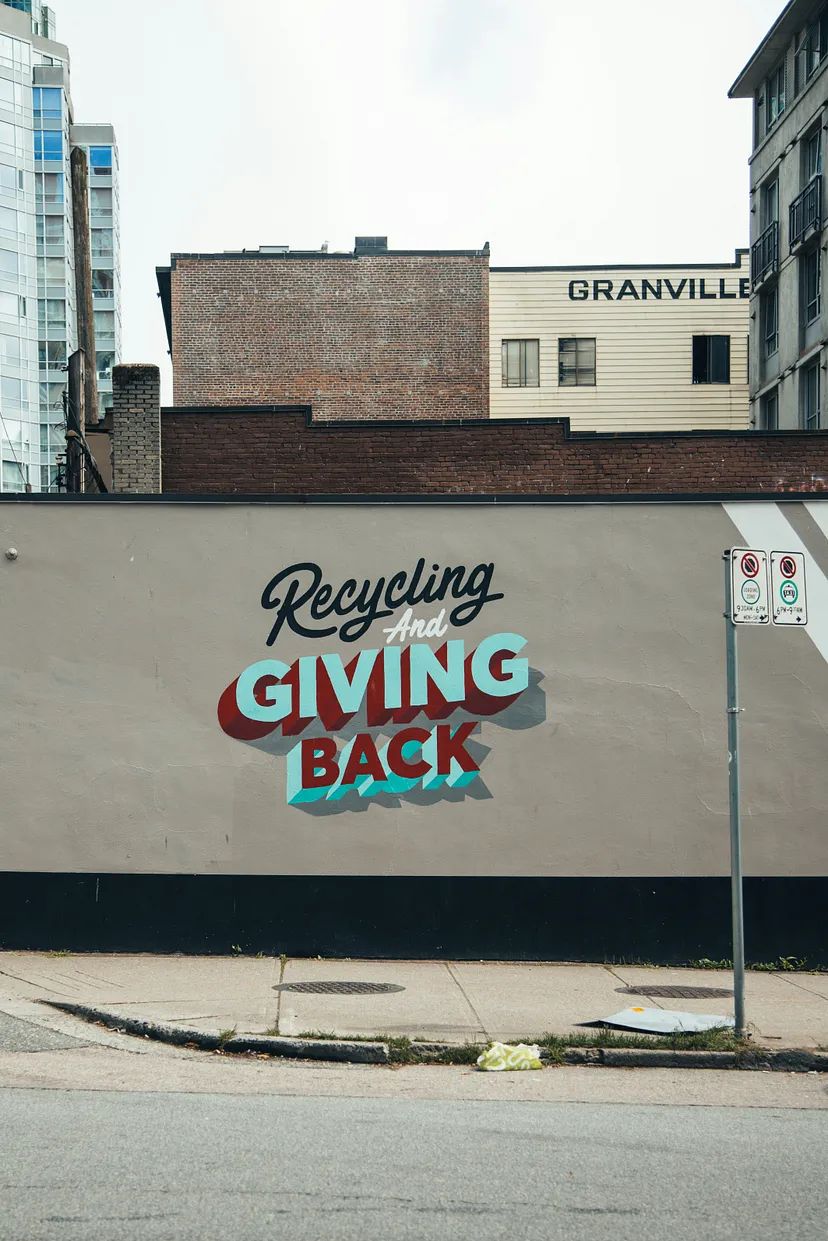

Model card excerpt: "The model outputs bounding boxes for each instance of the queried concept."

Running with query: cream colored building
[489,252,750,431]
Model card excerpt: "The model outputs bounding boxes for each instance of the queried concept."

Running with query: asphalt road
[1,1088,825,1241]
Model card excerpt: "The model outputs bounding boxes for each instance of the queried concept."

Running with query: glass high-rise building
[0,0,119,493]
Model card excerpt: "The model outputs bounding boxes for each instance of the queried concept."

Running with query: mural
[217,558,541,808]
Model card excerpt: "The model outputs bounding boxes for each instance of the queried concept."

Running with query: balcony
[790,176,822,250]
[752,220,779,287]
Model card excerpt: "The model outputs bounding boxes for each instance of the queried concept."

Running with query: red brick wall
[169,254,489,420]
[159,407,828,495]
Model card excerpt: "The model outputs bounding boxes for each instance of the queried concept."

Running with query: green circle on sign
[741,580,760,604]
[780,581,798,604]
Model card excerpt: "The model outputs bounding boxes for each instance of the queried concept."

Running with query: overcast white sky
[56,0,780,400]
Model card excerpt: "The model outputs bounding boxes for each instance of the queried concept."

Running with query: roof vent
[354,236,388,255]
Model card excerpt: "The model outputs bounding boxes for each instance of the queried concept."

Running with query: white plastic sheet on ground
[588,1007,735,1034]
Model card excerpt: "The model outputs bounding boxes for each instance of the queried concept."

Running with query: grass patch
[532,1027,746,1055]
[690,956,827,973]
[47,949,72,958]
[217,1027,237,1047]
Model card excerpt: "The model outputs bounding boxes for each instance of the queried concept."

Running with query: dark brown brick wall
[159,407,828,495]
[169,254,489,420]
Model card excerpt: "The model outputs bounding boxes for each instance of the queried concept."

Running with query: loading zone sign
[731,548,769,624]
[770,551,808,626]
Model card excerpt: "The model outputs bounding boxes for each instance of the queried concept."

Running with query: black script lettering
[262,563,336,644]
[616,279,640,300]
[450,563,503,625]
[641,279,662,299]
[593,280,614,300]
[569,280,589,300]
[261,560,505,645]
[719,278,736,299]
[665,278,686,299]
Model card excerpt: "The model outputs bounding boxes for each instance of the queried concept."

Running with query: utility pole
[70,146,98,432]
[64,350,85,493]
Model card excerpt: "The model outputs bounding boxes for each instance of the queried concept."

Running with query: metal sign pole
[723,550,746,1036]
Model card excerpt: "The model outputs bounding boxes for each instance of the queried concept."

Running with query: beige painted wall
[490,255,750,430]
[1,499,826,878]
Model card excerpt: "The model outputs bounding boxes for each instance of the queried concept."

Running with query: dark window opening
[692,335,731,384]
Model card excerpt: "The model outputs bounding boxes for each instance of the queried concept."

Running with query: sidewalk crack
[771,972,828,1001]
[444,962,489,1041]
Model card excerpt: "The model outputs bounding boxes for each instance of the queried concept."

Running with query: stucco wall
[1,498,827,881]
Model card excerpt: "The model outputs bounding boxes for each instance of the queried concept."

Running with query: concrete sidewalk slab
[611,965,828,1046]
[277,959,483,1042]
[449,962,622,1041]
[1,952,826,1049]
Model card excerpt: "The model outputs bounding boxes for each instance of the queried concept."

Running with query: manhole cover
[617,985,733,1000]
[274,981,405,995]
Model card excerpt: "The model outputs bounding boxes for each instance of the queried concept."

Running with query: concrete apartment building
[490,255,750,431]
[0,0,120,494]
[159,238,750,431]
[730,0,828,430]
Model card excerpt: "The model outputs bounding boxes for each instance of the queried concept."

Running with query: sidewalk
[1,952,827,1049]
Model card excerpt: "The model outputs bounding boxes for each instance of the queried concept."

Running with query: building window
[36,215,64,246]
[38,339,66,369]
[89,146,113,175]
[767,62,786,131]
[692,335,731,384]
[32,87,61,122]
[96,350,114,381]
[35,172,63,205]
[2,459,26,492]
[0,35,30,73]
[802,247,821,324]
[0,77,23,115]
[0,205,16,239]
[802,359,821,429]
[501,339,539,387]
[90,228,113,258]
[795,9,828,92]
[804,126,823,184]
[90,187,112,217]
[93,309,115,340]
[37,255,64,285]
[558,337,596,386]
[761,177,779,229]
[92,269,114,299]
[34,130,62,162]
[762,287,779,357]
[760,388,779,430]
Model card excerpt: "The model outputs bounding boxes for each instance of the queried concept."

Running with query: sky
[54,0,782,400]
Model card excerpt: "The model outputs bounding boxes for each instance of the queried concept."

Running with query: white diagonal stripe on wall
[804,501,828,544]
[723,502,828,667]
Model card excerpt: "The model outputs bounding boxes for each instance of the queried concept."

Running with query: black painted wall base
[0,874,825,964]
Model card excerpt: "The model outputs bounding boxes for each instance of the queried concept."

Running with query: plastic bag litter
[588,1007,735,1035]
[476,1041,544,1071]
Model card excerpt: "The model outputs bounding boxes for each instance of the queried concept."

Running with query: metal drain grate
[618,985,733,1000]
[274,981,405,995]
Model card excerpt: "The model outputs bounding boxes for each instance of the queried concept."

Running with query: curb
[42,1003,828,1072]
[42,1003,389,1064]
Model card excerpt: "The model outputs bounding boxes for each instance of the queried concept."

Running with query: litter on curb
[585,1007,736,1035]
[476,1041,544,1071]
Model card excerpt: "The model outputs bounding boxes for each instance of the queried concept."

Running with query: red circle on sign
[741,553,759,578]
[780,556,797,579]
